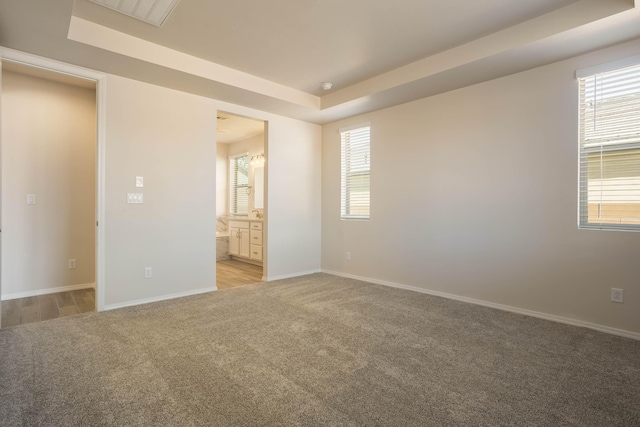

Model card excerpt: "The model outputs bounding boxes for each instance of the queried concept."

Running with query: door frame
[0,47,107,315]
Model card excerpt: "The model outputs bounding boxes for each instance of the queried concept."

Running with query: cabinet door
[239,229,250,258]
[229,227,239,256]
[250,244,263,261]
[250,229,262,245]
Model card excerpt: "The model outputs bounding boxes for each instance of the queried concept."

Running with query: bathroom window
[341,124,370,220]
[230,154,249,216]
[578,59,640,231]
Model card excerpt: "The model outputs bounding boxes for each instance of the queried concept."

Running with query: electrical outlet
[135,176,144,188]
[68,259,77,269]
[127,193,144,204]
[346,252,351,261]
[144,267,152,278]
[27,194,36,205]
[611,288,624,303]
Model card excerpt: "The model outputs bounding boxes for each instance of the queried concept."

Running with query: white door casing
[0,47,107,313]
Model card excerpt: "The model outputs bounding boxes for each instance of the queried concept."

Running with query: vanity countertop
[229,217,263,222]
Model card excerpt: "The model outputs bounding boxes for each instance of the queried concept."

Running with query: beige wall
[104,75,217,307]
[322,40,640,335]
[103,75,321,307]
[1,70,96,297]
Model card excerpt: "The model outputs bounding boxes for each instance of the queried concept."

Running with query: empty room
[1,0,639,425]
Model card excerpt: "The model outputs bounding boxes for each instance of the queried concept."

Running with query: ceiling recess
[88,0,181,27]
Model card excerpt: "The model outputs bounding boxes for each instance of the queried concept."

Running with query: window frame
[229,152,250,217]
[577,57,640,232]
[340,123,371,220]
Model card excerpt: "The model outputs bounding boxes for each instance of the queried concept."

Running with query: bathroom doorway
[215,111,266,290]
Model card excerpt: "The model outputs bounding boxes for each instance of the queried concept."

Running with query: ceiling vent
[88,0,181,27]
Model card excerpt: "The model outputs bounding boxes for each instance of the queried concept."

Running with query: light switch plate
[135,176,144,188]
[27,194,36,205]
[127,193,144,204]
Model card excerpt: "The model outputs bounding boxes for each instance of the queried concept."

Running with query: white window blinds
[578,61,640,231]
[341,124,370,220]
[230,154,249,216]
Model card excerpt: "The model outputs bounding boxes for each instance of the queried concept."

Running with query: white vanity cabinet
[249,222,263,262]
[228,219,263,264]
[228,221,250,258]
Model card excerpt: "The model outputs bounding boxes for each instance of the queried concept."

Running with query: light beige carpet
[1,273,639,426]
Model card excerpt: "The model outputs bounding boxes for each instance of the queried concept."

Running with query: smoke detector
[88,0,181,27]
[321,82,333,91]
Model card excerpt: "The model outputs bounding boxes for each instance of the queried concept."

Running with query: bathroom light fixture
[321,82,333,91]
[88,0,181,27]
[250,154,265,168]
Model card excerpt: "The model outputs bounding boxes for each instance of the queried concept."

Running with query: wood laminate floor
[2,262,262,327]
[216,259,263,290]
[1,288,95,328]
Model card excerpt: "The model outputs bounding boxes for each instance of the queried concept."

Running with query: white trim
[0,47,106,81]
[321,269,640,342]
[95,76,107,312]
[265,269,321,282]
[229,151,249,160]
[2,283,96,301]
[103,286,218,311]
[339,122,371,133]
[0,47,108,313]
[67,17,319,110]
[576,53,640,78]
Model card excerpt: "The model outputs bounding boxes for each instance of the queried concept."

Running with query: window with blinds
[578,61,640,231]
[230,154,249,216]
[341,124,370,220]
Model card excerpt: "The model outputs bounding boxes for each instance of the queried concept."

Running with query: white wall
[103,75,218,307]
[216,143,228,216]
[265,119,322,279]
[1,70,96,298]
[322,39,640,335]
[103,75,321,307]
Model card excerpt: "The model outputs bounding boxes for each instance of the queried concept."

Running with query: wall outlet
[346,251,351,261]
[27,194,36,205]
[144,267,152,278]
[127,193,144,204]
[611,288,624,303]
[135,176,144,188]
[68,259,77,269]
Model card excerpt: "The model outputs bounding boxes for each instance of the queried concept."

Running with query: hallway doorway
[0,59,100,327]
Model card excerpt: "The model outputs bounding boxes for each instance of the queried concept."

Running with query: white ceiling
[216,112,264,144]
[72,0,579,95]
[1,0,640,124]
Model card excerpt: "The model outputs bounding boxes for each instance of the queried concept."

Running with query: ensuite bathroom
[215,112,266,289]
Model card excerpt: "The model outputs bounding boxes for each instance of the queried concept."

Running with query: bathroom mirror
[254,166,264,209]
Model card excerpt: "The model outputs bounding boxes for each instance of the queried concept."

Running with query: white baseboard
[1,282,96,301]
[265,269,321,282]
[321,269,640,341]
[103,286,218,311]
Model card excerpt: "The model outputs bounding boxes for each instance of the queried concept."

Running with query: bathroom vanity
[228,219,263,265]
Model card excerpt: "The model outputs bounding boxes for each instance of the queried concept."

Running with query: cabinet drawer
[250,229,263,245]
[250,244,263,261]
[250,222,263,230]
[229,220,249,229]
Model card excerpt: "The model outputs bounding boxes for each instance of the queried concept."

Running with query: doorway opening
[216,111,267,290]
[0,60,99,327]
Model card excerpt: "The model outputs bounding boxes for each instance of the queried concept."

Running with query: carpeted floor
[1,273,639,426]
